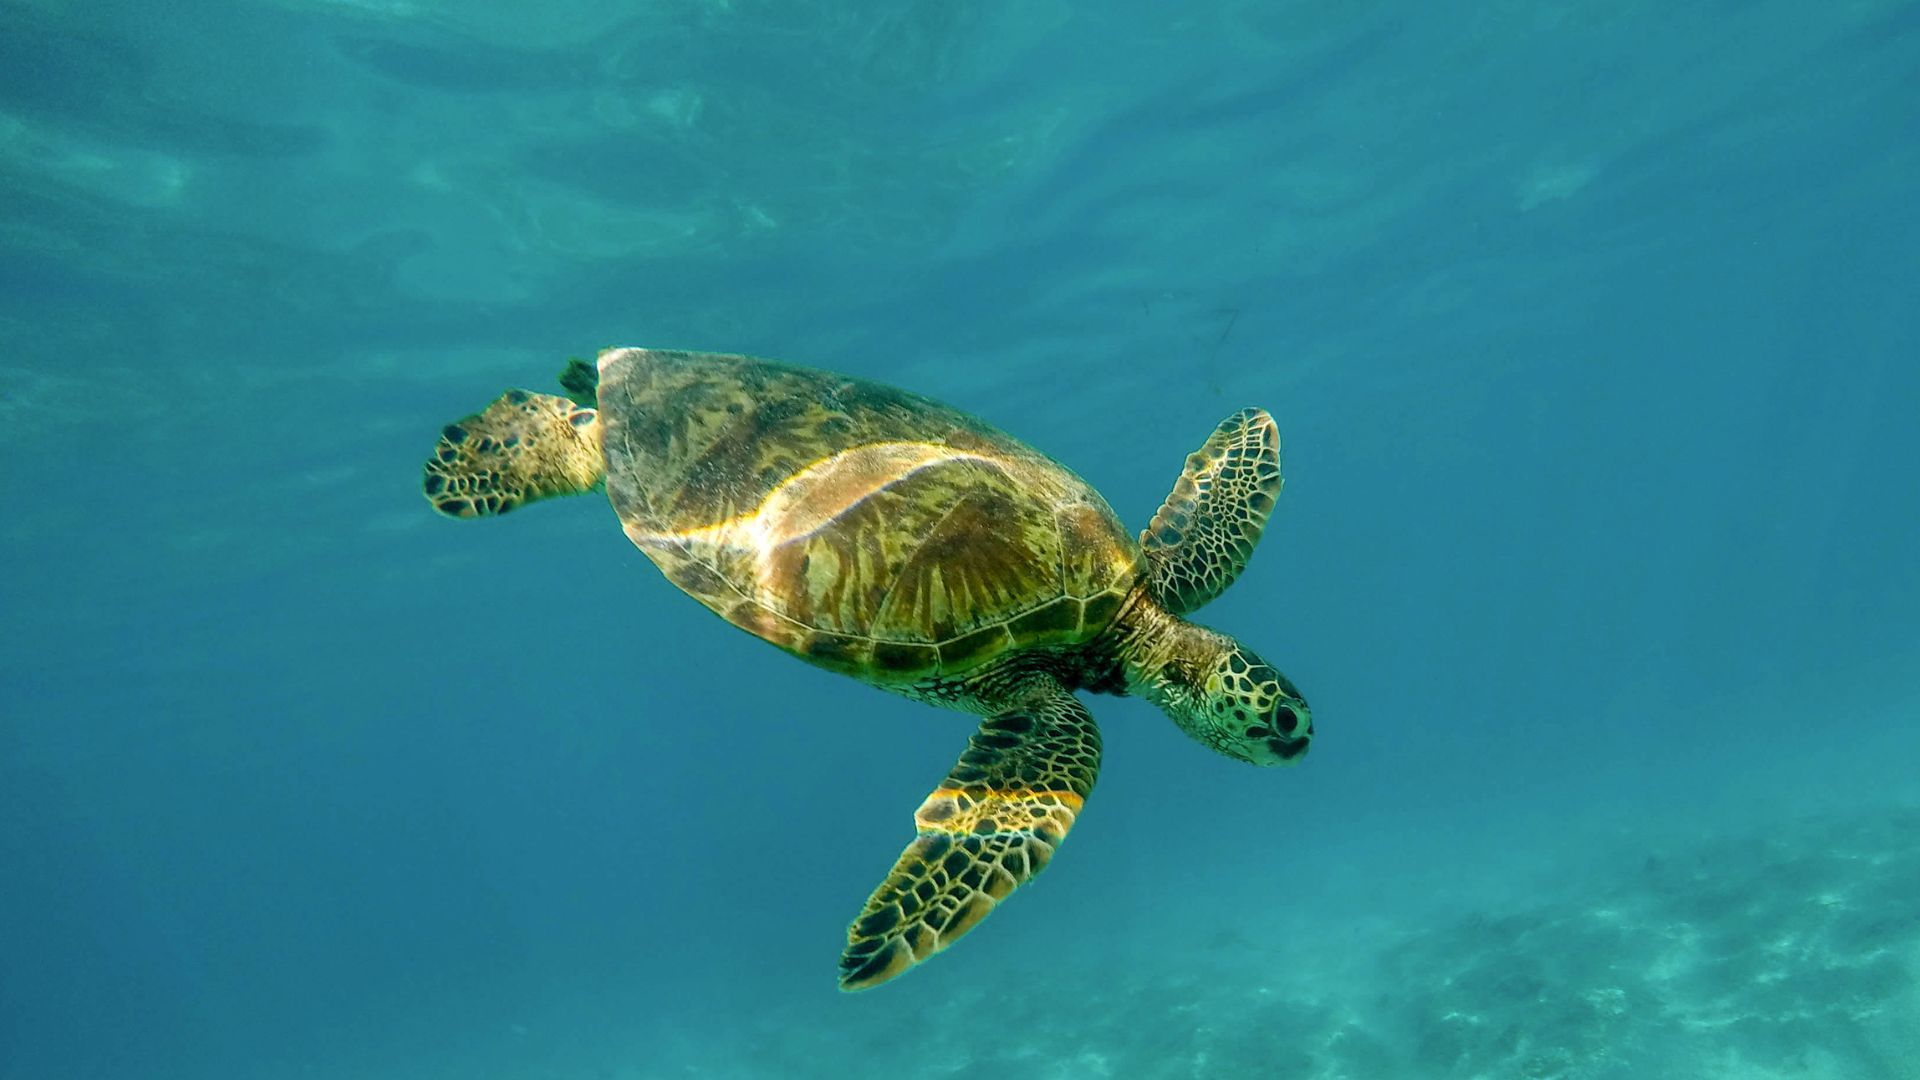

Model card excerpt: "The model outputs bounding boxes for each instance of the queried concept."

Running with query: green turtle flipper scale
[839,679,1099,990]
[422,389,603,517]
[1141,407,1282,614]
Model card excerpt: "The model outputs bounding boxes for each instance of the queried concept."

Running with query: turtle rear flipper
[557,356,599,407]
[1141,407,1282,614]
[422,389,604,518]
[839,682,1100,990]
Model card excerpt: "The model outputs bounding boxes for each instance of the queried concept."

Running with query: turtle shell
[596,348,1142,682]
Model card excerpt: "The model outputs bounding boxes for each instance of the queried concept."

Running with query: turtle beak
[1265,734,1310,764]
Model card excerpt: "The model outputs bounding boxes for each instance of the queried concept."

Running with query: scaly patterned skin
[421,389,603,517]
[1111,595,1313,767]
[838,679,1099,990]
[1141,407,1282,615]
[420,348,1312,991]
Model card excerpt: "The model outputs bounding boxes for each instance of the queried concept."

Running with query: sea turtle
[422,347,1312,990]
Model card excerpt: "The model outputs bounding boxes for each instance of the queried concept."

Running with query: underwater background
[3,1,1918,1077]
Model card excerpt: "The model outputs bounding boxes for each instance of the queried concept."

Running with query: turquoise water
[4,1,1919,1076]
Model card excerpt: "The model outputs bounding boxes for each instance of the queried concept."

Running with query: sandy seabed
[655,803,1919,1080]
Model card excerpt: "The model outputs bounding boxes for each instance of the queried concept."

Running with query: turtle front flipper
[422,390,603,518]
[839,683,1101,991]
[1141,407,1282,614]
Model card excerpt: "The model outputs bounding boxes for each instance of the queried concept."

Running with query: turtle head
[1127,615,1312,767]
[1189,643,1312,766]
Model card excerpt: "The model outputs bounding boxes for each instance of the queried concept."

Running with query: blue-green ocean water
[3,2,1919,1077]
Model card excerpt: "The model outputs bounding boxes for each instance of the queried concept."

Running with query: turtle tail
[422,389,603,518]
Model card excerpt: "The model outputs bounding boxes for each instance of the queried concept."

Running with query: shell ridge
[868,487,969,637]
